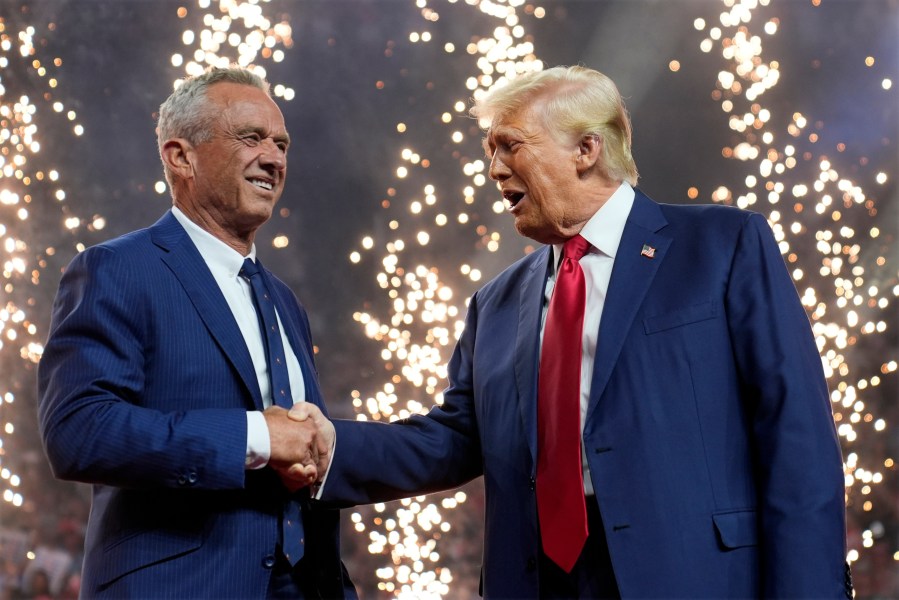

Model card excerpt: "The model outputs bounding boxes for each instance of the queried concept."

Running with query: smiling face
[486,102,606,245]
[168,82,290,253]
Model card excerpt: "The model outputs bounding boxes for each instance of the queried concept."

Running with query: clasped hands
[263,403,335,492]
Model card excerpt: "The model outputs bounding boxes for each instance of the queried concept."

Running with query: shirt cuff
[245,410,271,469]
[312,433,336,499]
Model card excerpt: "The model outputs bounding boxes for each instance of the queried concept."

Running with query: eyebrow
[483,125,519,153]
[482,128,504,152]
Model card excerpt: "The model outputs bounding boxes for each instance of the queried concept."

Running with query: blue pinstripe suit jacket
[38,210,356,598]
[322,191,849,598]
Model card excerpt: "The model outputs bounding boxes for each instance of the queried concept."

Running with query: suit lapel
[585,192,671,423]
[151,211,265,410]
[515,247,552,465]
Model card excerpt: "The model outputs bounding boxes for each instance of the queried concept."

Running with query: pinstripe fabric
[322,192,848,598]
[38,211,355,599]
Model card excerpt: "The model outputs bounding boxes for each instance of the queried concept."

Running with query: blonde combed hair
[471,66,639,185]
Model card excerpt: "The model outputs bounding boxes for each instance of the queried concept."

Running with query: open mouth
[248,178,274,191]
[503,189,525,208]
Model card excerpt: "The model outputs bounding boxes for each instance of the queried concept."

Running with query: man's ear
[575,134,602,175]
[160,139,194,180]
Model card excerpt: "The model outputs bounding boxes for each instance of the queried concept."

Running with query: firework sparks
[0,12,98,512]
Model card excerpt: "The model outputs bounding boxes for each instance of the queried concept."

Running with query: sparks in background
[171,0,294,86]
[0,11,98,513]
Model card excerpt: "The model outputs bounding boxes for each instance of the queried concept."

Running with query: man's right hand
[264,405,324,491]
[263,403,335,492]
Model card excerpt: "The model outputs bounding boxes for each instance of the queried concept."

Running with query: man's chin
[234,208,275,236]
[249,199,278,221]
[514,220,550,245]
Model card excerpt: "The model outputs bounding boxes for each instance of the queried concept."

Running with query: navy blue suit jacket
[322,191,848,598]
[38,211,355,598]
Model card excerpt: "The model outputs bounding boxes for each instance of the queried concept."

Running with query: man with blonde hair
[290,65,850,598]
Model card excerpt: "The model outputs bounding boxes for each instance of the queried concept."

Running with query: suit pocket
[97,527,203,586]
[643,301,718,334]
[712,509,758,550]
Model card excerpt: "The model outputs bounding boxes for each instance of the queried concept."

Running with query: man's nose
[259,140,286,171]
[488,153,510,181]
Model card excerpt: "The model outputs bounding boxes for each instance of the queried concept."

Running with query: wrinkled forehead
[485,102,532,135]
[492,81,561,120]
[209,82,280,112]
[482,114,519,154]
[212,85,287,129]
[483,96,529,129]
[484,116,512,141]
[486,101,557,141]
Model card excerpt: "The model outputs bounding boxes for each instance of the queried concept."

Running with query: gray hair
[157,66,269,182]
[471,65,639,185]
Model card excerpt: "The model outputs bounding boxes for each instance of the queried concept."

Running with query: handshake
[262,403,335,492]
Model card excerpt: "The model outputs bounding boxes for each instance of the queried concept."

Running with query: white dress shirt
[540,182,635,495]
[172,207,306,469]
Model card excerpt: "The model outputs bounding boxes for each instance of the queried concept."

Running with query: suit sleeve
[37,246,248,490]
[726,213,848,597]
[320,292,485,506]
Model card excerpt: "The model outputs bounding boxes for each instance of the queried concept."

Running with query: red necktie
[537,234,590,573]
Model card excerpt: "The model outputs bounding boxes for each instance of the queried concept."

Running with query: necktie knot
[563,234,590,263]
[240,258,260,280]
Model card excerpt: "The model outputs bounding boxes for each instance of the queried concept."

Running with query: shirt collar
[551,182,635,271]
[171,206,255,278]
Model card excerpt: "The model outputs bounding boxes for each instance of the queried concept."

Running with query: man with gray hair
[39,66,354,598]
[291,65,850,598]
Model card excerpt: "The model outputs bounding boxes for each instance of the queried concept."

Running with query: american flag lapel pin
[640,244,656,259]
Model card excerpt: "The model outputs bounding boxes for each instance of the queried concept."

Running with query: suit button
[263,555,276,569]
[177,475,187,485]
[188,472,198,484]
[528,477,536,491]
[526,558,537,572]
